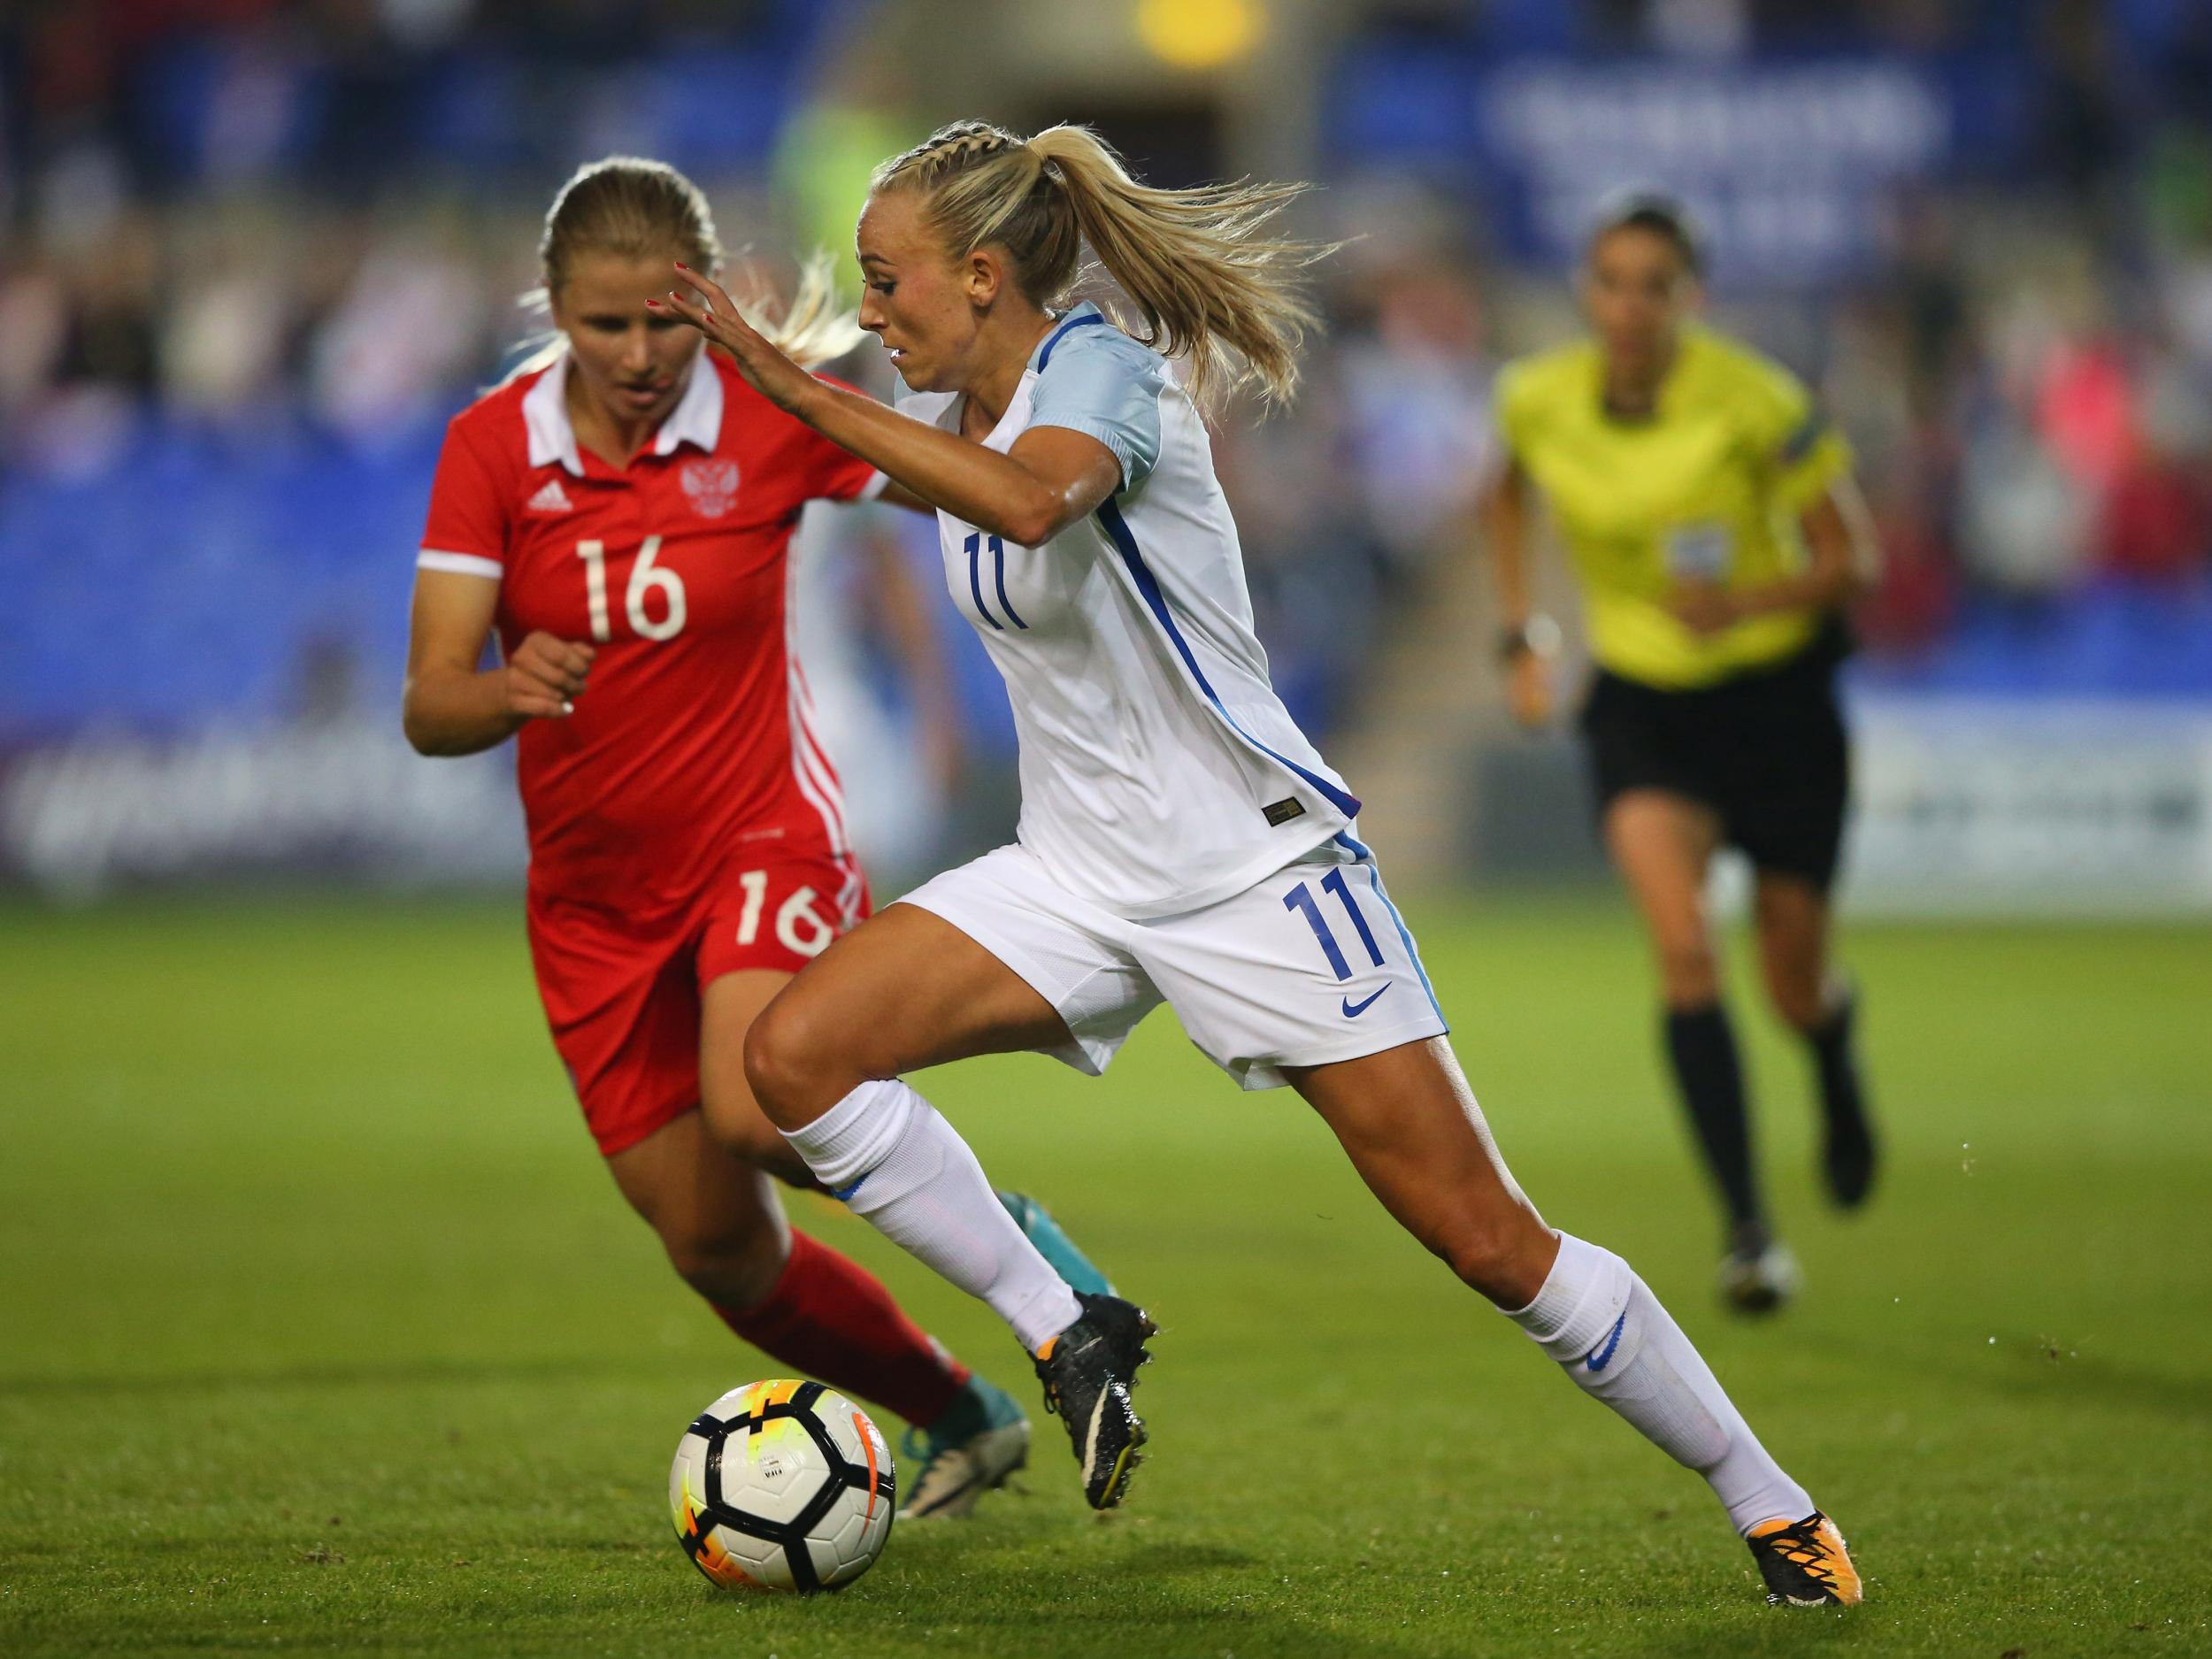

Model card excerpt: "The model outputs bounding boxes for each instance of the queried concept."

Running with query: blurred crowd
[5,0,2212,752]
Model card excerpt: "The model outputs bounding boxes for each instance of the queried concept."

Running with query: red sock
[714,1229,970,1427]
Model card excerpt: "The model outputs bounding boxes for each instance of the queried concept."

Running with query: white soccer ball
[669,1379,896,1594]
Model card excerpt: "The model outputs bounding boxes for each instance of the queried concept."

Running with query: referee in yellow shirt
[1481,195,1881,1312]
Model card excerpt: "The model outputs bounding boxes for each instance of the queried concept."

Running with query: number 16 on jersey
[577,535,687,642]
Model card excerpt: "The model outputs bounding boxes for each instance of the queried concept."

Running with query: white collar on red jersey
[520,347,725,478]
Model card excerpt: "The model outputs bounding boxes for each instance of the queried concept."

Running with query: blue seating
[1850,578,2212,700]
[8,422,2209,746]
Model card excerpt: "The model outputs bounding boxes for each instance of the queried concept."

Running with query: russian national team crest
[681,459,741,518]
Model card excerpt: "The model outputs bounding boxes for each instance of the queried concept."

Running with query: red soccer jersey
[418,349,881,911]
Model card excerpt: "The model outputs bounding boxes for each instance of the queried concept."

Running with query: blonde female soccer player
[1481,195,1882,1312]
[652,126,1862,1607]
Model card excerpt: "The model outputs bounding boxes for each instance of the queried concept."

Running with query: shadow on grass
[1571,1614,1866,1659]
[1108,1540,1259,1574]
[0,1352,655,1398]
[1798,1328,2212,1426]
[690,1587,1465,1659]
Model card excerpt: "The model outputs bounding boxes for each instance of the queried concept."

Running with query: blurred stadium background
[7,0,2212,914]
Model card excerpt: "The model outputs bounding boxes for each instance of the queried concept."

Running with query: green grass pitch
[4,888,2208,1658]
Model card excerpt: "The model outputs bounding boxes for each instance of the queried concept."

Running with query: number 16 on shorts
[698,853,868,982]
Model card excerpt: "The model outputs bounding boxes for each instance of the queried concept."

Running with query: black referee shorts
[1578,628,1852,892]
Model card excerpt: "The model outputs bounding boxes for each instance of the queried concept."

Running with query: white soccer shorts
[898,836,1448,1089]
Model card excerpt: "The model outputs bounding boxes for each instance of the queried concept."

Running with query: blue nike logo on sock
[1341,984,1392,1018]
[1585,1311,1626,1372]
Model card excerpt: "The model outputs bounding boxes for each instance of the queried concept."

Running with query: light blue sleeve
[1027,325,1166,488]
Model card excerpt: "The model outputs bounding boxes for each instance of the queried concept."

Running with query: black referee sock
[1662,1003,1764,1240]
[1808,987,1876,1209]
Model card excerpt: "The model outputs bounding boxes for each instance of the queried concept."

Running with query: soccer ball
[669,1379,896,1594]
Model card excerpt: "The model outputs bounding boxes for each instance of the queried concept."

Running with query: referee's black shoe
[1032,1291,1155,1509]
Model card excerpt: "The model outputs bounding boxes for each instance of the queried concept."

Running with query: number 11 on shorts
[1284,868,1384,982]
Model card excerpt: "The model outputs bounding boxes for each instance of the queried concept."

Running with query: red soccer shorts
[526,846,871,1157]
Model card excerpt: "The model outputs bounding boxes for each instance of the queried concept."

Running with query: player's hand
[503,631,595,720]
[1666,581,1740,637]
[651,265,813,415]
[1506,649,1553,729]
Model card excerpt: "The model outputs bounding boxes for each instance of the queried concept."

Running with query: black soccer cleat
[1747,1510,1863,1606]
[1031,1290,1155,1509]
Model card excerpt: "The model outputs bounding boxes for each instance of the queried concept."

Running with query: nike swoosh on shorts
[1340,984,1392,1018]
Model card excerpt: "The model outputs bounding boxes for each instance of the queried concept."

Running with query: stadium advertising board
[1842,698,2212,916]
[1327,49,2014,286]
[0,723,523,901]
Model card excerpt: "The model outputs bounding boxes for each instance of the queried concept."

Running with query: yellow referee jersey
[1495,325,1853,689]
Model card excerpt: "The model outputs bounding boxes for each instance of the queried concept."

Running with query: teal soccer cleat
[997,1189,1115,1296]
[899,1375,1031,1520]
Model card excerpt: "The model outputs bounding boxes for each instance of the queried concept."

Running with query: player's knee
[1432,1214,1545,1306]
[741,998,815,1125]
[742,994,864,1130]
[661,1214,788,1309]
[1655,935,1720,1005]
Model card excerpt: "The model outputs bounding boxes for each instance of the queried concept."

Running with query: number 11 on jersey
[963,533,1026,632]
[1284,868,1385,981]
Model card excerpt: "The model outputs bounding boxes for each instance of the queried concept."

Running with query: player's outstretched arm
[402,569,594,757]
[653,265,1120,547]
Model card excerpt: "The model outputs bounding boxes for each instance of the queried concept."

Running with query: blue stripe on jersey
[1094,497,1363,821]
[1036,310,1108,371]
[1333,832,1446,1024]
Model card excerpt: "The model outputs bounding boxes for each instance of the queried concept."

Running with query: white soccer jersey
[903,303,1358,918]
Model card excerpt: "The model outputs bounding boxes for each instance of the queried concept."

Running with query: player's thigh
[1603,790,1724,977]
[1286,1036,1555,1308]
[745,900,1078,1118]
[1751,871,1832,1031]
[606,1107,791,1301]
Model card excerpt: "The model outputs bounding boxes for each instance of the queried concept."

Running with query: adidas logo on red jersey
[526,477,574,514]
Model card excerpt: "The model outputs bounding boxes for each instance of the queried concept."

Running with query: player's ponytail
[521,156,861,373]
[871,121,1332,405]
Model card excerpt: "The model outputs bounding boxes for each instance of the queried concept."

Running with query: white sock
[781,1079,1082,1354]
[1508,1232,1812,1535]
